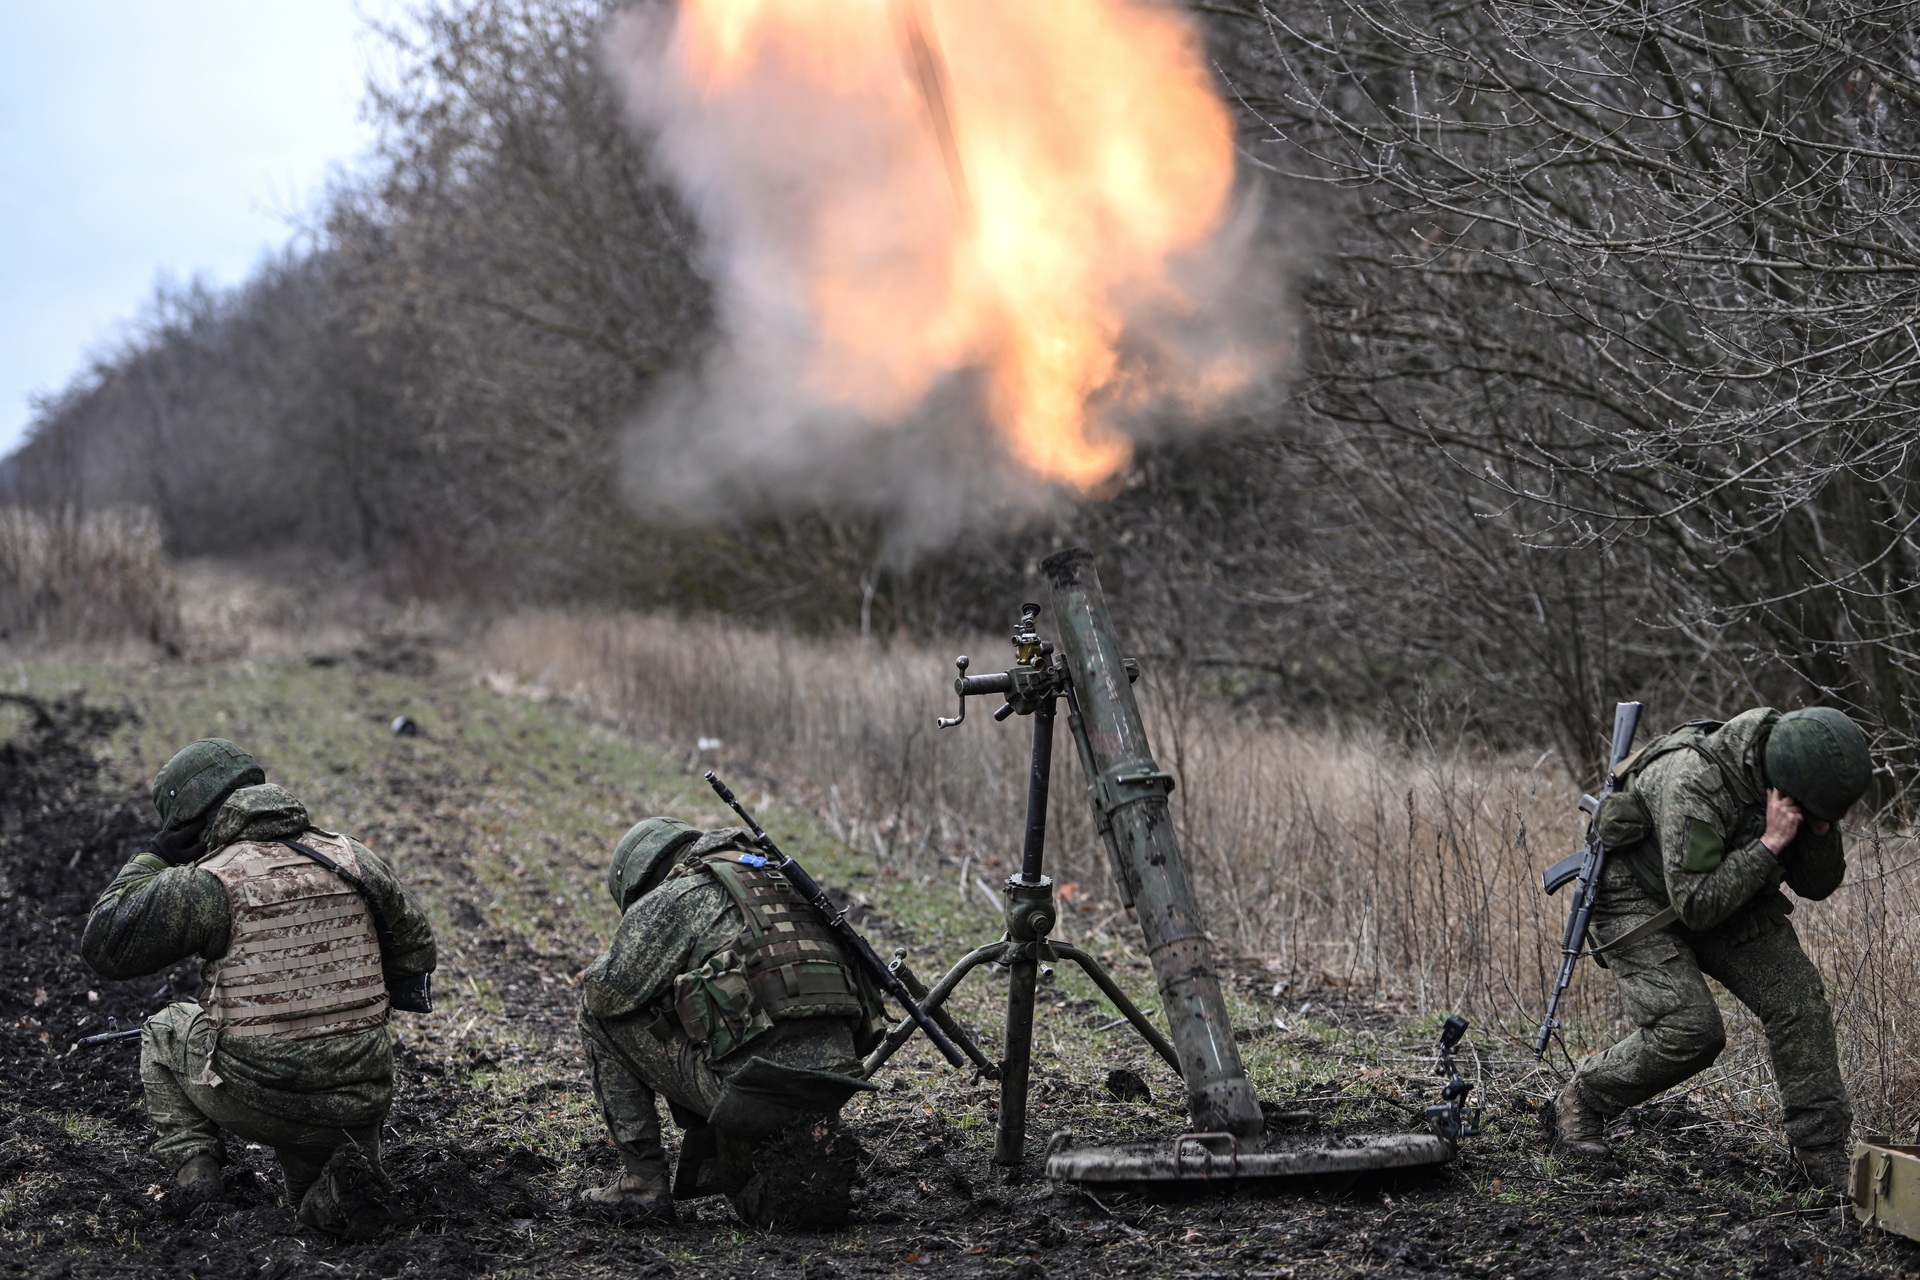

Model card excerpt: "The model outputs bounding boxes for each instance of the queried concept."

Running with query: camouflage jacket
[81,788,436,1127]
[580,829,764,1022]
[1605,707,1846,937]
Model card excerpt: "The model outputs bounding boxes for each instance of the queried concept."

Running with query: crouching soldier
[578,817,884,1229]
[1554,708,1870,1188]
[81,739,437,1237]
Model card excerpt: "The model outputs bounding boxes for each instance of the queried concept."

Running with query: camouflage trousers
[1573,913,1852,1152]
[141,1002,383,1231]
[576,1008,861,1182]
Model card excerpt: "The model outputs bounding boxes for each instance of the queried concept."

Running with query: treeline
[6,0,1919,793]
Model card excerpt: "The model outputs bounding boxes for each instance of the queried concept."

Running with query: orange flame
[663,0,1238,492]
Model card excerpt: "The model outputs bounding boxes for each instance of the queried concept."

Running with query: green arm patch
[1683,819,1725,873]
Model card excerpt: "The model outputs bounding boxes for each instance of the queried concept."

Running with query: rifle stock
[1532,701,1642,1060]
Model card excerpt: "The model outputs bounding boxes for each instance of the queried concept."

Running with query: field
[3,623,1918,1278]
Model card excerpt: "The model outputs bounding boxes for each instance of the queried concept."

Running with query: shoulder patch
[1683,819,1725,873]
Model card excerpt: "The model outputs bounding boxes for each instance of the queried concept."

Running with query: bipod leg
[996,700,1059,1166]
[1051,942,1181,1073]
[862,941,1006,1079]
[879,949,996,1079]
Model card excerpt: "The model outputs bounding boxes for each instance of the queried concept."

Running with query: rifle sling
[1590,905,1680,958]
[280,839,400,967]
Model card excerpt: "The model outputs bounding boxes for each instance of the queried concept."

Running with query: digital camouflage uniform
[579,824,881,1226]
[83,784,436,1231]
[1573,708,1851,1155]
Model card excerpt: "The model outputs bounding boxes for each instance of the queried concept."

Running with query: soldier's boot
[1550,1080,1612,1160]
[1794,1144,1852,1192]
[309,1143,396,1242]
[582,1152,677,1226]
[174,1154,224,1203]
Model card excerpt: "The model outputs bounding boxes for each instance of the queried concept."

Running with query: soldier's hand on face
[1763,788,1806,855]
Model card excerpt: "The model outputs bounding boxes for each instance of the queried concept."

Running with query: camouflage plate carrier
[671,851,874,1062]
[1592,718,1753,904]
[196,830,390,1043]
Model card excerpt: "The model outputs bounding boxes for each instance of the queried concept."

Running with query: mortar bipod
[864,604,1173,1166]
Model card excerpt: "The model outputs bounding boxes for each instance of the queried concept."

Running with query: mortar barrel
[1040,547,1262,1138]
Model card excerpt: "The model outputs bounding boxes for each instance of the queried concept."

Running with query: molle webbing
[700,854,865,1021]
[1613,721,1766,901]
[198,833,389,1040]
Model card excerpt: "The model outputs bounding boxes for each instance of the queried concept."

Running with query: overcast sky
[0,2,402,458]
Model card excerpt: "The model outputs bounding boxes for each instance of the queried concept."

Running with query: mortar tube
[1040,548,1263,1139]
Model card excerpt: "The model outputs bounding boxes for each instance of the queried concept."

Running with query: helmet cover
[608,817,702,911]
[152,738,266,831]
[204,782,310,850]
[1766,707,1872,823]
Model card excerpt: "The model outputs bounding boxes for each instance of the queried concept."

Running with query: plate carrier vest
[1599,717,1772,903]
[196,830,389,1040]
[671,851,869,1059]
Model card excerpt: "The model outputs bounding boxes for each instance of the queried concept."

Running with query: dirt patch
[5,691,1920,1278]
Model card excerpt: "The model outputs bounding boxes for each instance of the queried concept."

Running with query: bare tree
[1191,0,1920,785]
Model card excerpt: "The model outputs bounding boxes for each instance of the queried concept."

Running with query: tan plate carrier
[197,831,389,1040]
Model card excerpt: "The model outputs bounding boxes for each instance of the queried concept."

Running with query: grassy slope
[16,654,1385,1102]
[6,654,1916,1277]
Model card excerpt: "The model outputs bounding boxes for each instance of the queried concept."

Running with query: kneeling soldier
[82,739,437,1236]
[578,817,884,1228]
[1554,708,1870,1188]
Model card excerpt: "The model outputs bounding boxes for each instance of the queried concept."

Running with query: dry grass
[479,606,1920,1133]
[0,506,180,650]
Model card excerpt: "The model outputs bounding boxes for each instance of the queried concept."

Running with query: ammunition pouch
[1591,790,1666,903]
[670,853,878,1063]
[673,948,774,1062]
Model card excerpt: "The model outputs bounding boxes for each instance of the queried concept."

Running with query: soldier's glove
[149,822,208,866]
[148,777,253,865]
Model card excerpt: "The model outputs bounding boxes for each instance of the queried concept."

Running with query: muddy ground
[5,688,1920,1278]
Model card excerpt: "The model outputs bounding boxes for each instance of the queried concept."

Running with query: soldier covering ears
[1552,707,1871,1189]
[83,738,437,1237]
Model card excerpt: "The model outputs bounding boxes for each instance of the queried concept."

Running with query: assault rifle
[703,771,987,1075]
[73,1016,142,1051]
[1532,701,1643,1061]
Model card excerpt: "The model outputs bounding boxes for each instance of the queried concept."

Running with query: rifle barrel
[704,772,977,1072]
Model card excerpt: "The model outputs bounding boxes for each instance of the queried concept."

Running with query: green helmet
[151,738,265,830]
[1766,707,1872,823]
[607,817,702,912]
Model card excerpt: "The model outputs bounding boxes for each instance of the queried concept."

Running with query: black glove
[149,821,208,866]
[387,972,433,1014]
[147,778,255,866]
